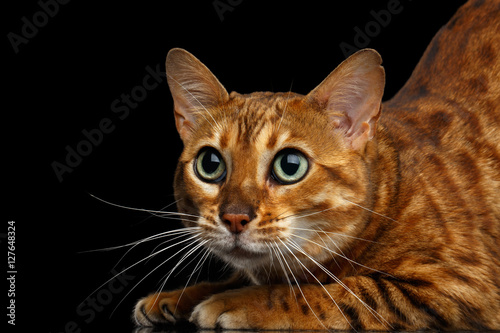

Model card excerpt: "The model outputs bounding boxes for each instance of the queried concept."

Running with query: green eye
[272,149,309,184]
[195,147,226,183]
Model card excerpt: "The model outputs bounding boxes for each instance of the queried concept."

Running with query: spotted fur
[134,0,500,330]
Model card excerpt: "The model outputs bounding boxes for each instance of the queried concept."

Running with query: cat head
[166,48,384,277]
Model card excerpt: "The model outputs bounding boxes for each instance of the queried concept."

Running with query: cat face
[167,49,385,277]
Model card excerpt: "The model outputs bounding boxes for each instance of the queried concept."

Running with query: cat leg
[134,274,244,327]
[189,283,353,330]
[189,274,483,330]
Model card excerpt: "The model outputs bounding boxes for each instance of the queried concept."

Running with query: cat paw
[134,291,189,327]
[189,290,255,329]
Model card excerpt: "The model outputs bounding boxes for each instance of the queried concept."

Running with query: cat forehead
[228,91,303,114]
[183,91,330,158]
[216,92,306,148]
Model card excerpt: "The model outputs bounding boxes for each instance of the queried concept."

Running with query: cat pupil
[282,154,300,176]
[203,152,221,174]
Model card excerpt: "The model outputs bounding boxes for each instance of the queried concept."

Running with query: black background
[6,0,466,332]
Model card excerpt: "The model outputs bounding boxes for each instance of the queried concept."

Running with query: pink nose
[222,213,250,234]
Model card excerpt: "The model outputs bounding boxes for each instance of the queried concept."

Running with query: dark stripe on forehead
[219,130,230,149]
[223,92,301,146]
[236,100,273,143]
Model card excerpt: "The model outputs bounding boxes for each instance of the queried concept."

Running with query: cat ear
[306,49,385,151]
[166,48,229,142]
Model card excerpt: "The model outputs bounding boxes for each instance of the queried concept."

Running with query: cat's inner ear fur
[166,48,229,142]
[306,49,385,151]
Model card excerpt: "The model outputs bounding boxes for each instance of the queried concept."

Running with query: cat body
[135,0,500,330]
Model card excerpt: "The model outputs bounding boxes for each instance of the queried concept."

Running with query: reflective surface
[133,329,500,333]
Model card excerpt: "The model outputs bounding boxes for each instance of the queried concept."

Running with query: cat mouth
[209,234,268,263]
[218,238,267,260]
[205,236,273,270]
[228,245,262,259]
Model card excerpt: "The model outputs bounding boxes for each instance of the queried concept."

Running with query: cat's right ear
[166,48,229,142]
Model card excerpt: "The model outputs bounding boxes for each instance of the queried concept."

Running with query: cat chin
[210,245,269,270]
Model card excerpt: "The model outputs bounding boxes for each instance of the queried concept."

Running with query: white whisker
[284,206,337,220]
[112,234,206,318]
[171,241,212,280]
[289,226,381,244]
[147,230,201,261]
[276,84,292,134]
[273,240,329,331]
[117,228,201,269]
[278,238,351,330]
[148,214,200,224]
[88,193,201,220]
[173,245,213,315]
[80,227,199,255]
[81,232,202,308]
[268,241,295,297]
[286,231,391,277]
[314,228,342,270]
[343,198,400,224]
[318,226,355,272]
[281,199,398,231]
[153,238,208,292]
[262,242,278,284]
[145,239,210,318]
[286,238,391,329]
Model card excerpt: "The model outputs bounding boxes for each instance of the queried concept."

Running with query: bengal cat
[134,0,500,330]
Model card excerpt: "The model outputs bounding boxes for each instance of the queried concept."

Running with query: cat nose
[221,213,251,234]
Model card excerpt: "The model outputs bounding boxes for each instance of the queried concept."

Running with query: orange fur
[135,0,500,330]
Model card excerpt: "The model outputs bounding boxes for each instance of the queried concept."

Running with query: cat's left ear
[306,49,385,151]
